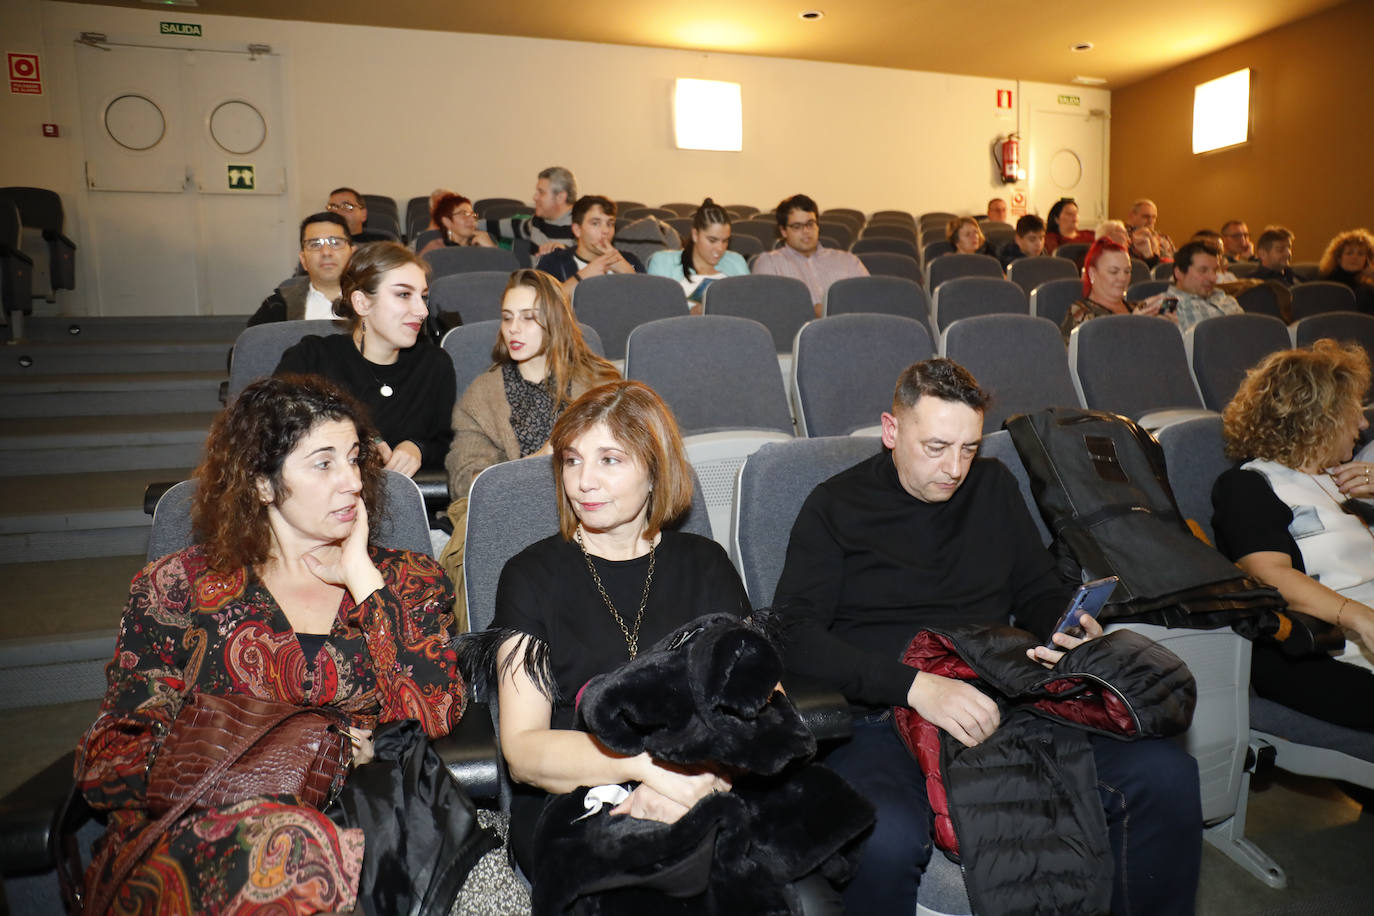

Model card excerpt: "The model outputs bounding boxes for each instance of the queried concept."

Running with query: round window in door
[209,100,267,155]
[104,94,166,151]
[1049,148,1083,191]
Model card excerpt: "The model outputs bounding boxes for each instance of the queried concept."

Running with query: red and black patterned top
[75,544,464,915]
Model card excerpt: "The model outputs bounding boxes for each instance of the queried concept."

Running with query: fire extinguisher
[996,133,1020,184]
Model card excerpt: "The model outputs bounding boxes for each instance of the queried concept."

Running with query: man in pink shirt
[752,194,868,316]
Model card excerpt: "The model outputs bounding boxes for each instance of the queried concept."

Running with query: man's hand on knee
[907,672,1000,747]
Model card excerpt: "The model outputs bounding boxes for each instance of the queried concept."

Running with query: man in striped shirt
[482,166,579,255]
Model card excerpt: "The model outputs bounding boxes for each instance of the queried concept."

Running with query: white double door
[76,42,292,316]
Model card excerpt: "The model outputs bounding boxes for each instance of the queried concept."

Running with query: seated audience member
[1318,228,1374,314]
[1253,226,1300,287]
[475,380,849,906]
[985,197,1008,223]
[1212,339,1374,730]
[327,186,391,244]
[1043,197,1094,254]
[1129,224,1169,269]
[275,242,455,477]
[1095,218,1130,248]
[421,187,454,231]
[418,193,496,256]
[1193,229,1236,282]
[537,195,645,294]
[1168,238,1243,332]
[440,270,619,611]
[482,165,578,255]
[1061,238,1165,342]
[947,216,999,260]
[1221,219,1256,262]
[1126,197,1175,258]
[76,374,475,915]
[647,198,749,310]
[774,357,1202,914]
[249,212,352,326]
[998,213,1046,269]
[753,193,868,316]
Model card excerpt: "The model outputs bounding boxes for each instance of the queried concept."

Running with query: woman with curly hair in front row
[75,375,484,915]
[1211,340,1374,731]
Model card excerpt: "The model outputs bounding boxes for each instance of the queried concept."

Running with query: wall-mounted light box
[1193,68,1250,154]
[674,79,742,151]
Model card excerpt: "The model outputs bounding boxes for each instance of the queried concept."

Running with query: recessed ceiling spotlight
[1070,42,1094,52]
[800,10,825,21]
[1073,75,1108,85]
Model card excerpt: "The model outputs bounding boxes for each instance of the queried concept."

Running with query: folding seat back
[473,197,524,217]
[427,270,510,326]
[851,237,919,260]
[1129,258,1151,286]
[1054,242,1090,265]
[1236,283,1283,319]
[930,276,1027,331]
[821,221,854,250]
[792,314,933,437]
[855,252,922,287]
[918,211,956,228]
[981,222,1015,249]
[0,199,34,326]
[666,218,693,248]
[725,204,761,219]
[227,319,341,401]
[422,246,518,280]
[1068,315,1206,422]
[0,186,75,298]
[870,209,915,225]
[477,201,529,222]
[824,275,932,336]
[1029,278,1082,329]
[1186,313,1292,411]
[731,219,778,249]
[1290,281,1356,321]
[1292,311,1374,402]
[614,200,645,213]
[1228,261,1258,278]
[1006,256,1077,296]
[1128,280,1169,301]
[1291,262,1320,282]
[1153,261,1175,280]
[861,224,918,246]
[921,240,954,265]
[940,314,1080,433]
[727,234,764,259]
[701,274,812,353]
[405,195,430,240]
[620,207,676,223]
[660,202,698,217]
[926,253,1003,293]
[442,320,602,397]
[361,195,400,237]
[572,273,686,361]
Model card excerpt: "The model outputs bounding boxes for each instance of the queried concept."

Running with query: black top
[534,246,646,283]
[274,333,456,469]
[1211,467,1305,571]
[1322,267,1374,314]
[1251,264,1299,287]
[774,451,1072,709]
[492,530,750,729]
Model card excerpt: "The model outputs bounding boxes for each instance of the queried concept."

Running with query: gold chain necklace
[574,525,655,659]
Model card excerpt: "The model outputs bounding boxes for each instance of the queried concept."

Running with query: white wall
[4,1,1110,315]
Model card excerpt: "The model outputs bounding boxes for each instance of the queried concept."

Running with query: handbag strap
[85,703,343,916]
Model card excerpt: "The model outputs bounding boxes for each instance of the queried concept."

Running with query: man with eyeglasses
[248,212,353,326]
[752,194,867,317]
[326,187,392,244]
[1220,220,1256,263]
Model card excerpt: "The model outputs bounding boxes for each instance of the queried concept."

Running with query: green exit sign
[160,22,203,37]
[1057,94,1081,106]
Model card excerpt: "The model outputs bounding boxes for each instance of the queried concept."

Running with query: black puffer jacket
[895,624,1196,916]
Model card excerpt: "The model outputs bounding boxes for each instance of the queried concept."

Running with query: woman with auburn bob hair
[1059,237,1166,342]
[481,380,748,869]
[1317,227,1374,314]
[275,241,456,478]
[1212,340,1374,731]
[418,193,496,255]
[75,375,475,914]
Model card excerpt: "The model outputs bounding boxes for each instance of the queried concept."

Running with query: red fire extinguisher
[998,133,1020,184]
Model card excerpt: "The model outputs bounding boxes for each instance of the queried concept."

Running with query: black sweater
[274,333,456,469]
[774,451,1072,709]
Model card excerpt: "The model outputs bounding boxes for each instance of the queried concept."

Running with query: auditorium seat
[1237,283,1284,319]
[1029,277,1081,330]
[732,219,780,249]
[940,314,1080,433]
[727,234,764,259]
[226,318,341,402]
[725,204,761,219]
[926,253,1003,293]
[702,274,812,354]
[361,194,400,238]
[824,275,931,333]
[1128,280,1169,301]
[423,246,519,279]
[405,195,430,240]
[1291,311,1374,402]
[856,252,923,287]
[1289,281,1357,321]
[0,187,76,303]
[660,202,698,217]
[1130,258,1151,286]
[427,269,509,327]
[852,237,920,261]
[473,197,524,217]
[1185,313,1291,411]
[1068,314,1211,427]
[1053,242,1090,266]
[792,314,933,437]
[1006,256,1077,297]
[930,275,1025,331]
[621,206,675,222]
[0,199,34,339]
[572,273,686,361]
[1153,261,1175,280]
[440,319,604,396]
[1229,261,1259,279]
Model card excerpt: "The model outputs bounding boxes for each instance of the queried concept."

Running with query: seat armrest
[144,481,175,515]
[412,470,451,516]
[433,701,499,802]
[0,752,79,876]
[782,675,853,744]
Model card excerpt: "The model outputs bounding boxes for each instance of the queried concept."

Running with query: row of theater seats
[0,187,77,340]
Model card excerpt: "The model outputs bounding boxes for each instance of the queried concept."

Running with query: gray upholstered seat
[854,252,923,287]
[851,236,920,261]
[1129,258,1151,286]
[1185,313,1291,411]
[824,275,932,336]
[939,314,1080,433]
[792,314,934,437]
[930,276,1027,332]
[227,318,343,402]
[1028,277,1081,329]
[926,253,1003,294]
[1127,280,1169,301]
[440,320,602,396]
[727,234,764,259]
[701,274,812,354]
[571,273,686,360]
[1236,283,1283,318]
[1290,281,1357,321]
[1053,242,1090,265]
[421,245,518,280]
[731,219,779,249]
[1292,310,1374,401]
[427,269,510,326]
[1068,314,1210,424]
[1006,256,1077,296]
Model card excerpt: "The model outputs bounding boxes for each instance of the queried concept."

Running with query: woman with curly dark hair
[1317,227,1374,314]
[1211,340,1374,731]
[75,375,476,914]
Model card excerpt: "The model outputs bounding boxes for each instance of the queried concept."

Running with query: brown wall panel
[1110,0,1374,262]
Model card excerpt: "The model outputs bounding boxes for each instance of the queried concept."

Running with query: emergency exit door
[75,41,291,316]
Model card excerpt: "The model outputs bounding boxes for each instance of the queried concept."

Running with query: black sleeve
[536,249,575,281]
[626,251,646,274]
[416,349,457,469]
[247,290,286,327]
[1211,468,1303,571]
[773,488,917,708]
[272,335,325,376]
[699,537,752,616]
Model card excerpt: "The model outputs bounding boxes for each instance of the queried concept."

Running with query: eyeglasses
[303,236,349,251]
[454,209,477,219]
[1223,230,1250,239]
[787,219,819,232]
[327,201,362,212]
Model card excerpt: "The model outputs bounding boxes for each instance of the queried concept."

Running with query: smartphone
[1045,576,1119,647]
[1160,296,1179,315]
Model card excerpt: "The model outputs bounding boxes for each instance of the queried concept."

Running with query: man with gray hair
[482,166,579,255]
[1126,198,1174,260]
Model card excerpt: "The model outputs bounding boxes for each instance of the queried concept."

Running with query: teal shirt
[647,249,750,301]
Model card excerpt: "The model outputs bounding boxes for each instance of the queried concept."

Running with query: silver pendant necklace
[355,326,394,397]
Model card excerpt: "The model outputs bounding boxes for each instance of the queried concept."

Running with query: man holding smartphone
[775,358,1201,915]
[1168,239,1243,332]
